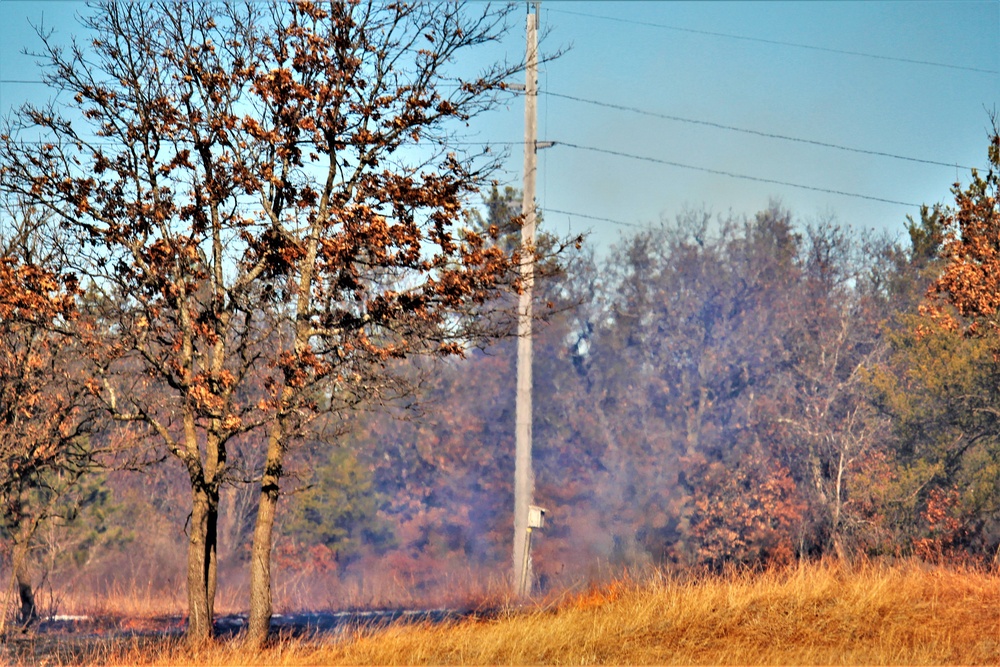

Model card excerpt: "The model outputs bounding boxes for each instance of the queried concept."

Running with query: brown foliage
[0,0,539,644]
[925,124,1000,336]
[0,202,98,627]
[684,453,805,568]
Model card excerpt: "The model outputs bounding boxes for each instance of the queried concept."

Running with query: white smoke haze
[8,203,1000,617]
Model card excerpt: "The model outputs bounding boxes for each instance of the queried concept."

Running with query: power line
[4,10,994,76]
[0,79,475,87]
[556,141,920,208]
[542,207,653,230]
[546,91,973,171]
[548,7,998,75]
[0,85,979,174]
[5,136,924,207]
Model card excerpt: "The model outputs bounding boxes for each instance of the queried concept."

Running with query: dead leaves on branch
[929,124,1000,334]
[0,259,79,323]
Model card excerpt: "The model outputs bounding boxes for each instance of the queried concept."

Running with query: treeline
[327,190,1000,590]
[254,187,982,583]
[10,171,1000,619]
[5,172,1000,620]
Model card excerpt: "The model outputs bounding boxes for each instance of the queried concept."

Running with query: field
[4,559,999,665]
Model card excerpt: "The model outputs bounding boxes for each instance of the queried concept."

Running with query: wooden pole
[514,1,539,599]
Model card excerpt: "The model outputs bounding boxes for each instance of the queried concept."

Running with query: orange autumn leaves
[925,132,1000,338]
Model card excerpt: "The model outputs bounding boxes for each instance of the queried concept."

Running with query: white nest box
[528,505,547,529]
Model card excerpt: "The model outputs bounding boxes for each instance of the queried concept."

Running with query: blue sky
[1,1,997,252]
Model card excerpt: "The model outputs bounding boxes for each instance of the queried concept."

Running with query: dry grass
[271,563,517,613]
[62,580,188,619]
[12,559,1000,665]
[41,576,250,619]
[313,559,1000,666]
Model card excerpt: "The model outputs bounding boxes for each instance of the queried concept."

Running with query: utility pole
[514,0,539,599]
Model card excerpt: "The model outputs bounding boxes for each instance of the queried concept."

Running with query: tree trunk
[685,383,709,458]
[807,442,844,559]
[831,449,846,560]
[245,421,285,648]
[13,543,36,627]
[186,484,213,644]
[246,220,317,649]
[207,497,218,624]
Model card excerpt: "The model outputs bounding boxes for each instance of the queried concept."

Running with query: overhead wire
[545,91,973,170]
[0,6,963,223]
[547,7,998,75]
[457,139,922,207]
[0,0,990,75]
[0,84,979,172]
[0,78,980,172]
[555,141,920,207]
[4,135,922,208]
[542,207,654,230]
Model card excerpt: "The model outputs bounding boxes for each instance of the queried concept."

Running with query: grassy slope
[318,560,1000,665]
[34,559,1000,665]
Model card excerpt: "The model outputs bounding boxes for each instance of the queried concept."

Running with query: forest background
[0,0,998,637]
[4,186,1000,616]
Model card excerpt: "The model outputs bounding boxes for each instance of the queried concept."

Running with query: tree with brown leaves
[1,0,545,646]
[926,124,1000,337]
[0,200,97,629]
[879,124,1000,559]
